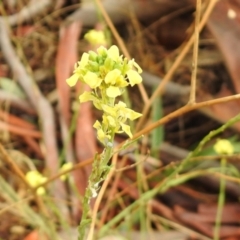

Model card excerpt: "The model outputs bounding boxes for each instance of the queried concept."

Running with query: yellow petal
[84,72,102,88]
[106,86,121,98]
[79,53,89,68]
[79,91,94,102]
[66,73,79,87]
[101,104,117,117]
[105,69,121,84]
[129,59,142,73]
[107,45,119,61]
[93,120,101,129]
[127,70,142,86]
[36,187,46,195]
[106,115,116,127]
[126,109,142,120]
[120,122,132,138]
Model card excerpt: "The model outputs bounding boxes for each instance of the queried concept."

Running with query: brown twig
[0,142,48,212]
[0,90,35,114]
[189,0,202,104]
[3,0,51,26]
[99,156,128,226]
[0,120,41,138]
[0,18,69,217]
[136,0,219,130]
[32,157,93,191]
[134,93,240,140]
[94,0,149,104]
[0,142,30,187]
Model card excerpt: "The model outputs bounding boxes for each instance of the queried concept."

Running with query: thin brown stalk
[136,0,219,130]
[32,157,93,191]
[0,142,29,187]
[94,0,149,104]
[0,142,45,211]
[99,156,128,226]
[134,93,240,140]
[189,0,202,104]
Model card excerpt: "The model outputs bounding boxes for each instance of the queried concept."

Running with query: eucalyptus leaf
[0,77,26,99]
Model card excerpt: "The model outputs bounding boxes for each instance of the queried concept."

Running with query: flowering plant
[67,45,142,146]
[66,44,143,240]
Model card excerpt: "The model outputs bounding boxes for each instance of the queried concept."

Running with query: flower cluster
[25,163,73,195]
[25,170,47,195]
[59,162,73,181]
[84,30,107,45]
[66,45,142,146]
[214,139,234,155]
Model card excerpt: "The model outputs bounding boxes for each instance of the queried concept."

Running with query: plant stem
[78,145,113,240]
[214,157,226,240]
[98,113,240,237]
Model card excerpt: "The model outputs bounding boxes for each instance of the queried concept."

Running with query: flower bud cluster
[214,139,234,155]
[25,170,47,195]
[66,45,142,146]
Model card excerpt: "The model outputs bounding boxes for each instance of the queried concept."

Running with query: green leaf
[0,77,26,99]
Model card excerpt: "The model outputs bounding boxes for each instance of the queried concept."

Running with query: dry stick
[189,0,202,104]
[94,0,149,104]
[0,19,69,217]
[32,157,93,191]
[0,90,35,114]
[0,120,41,138]
[133,93,240,140]
[6,0,51,26]
[99,156,128,226]
[0,20,59,167]
[0,142,46,212]
[136,0,219,130]
[0,142,30,187]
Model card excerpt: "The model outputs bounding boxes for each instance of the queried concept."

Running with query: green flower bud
[89,51,98,61]
[88,60,99,72]
[104,57,115,71]
[97,46,108,57]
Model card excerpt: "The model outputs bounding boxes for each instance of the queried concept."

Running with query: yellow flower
[120,122,132,138]
[128,59,142,73]
[107,45,120,61]
[106,86,121,98]
[79,53,89,68]
[60,162,73,181]
[79,91,102,110]
[66,73,79,87]
[83,72,102,88]
[25,170,47,195]
[84,30,107,45]
[214,139,234,155]
[93,120,111,144]
[66,53,89,87]
[104,69,121,85]
[127,70,142,86]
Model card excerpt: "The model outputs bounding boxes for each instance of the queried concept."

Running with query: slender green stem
[213,157,226,240]
[78,145,113,240]
[98,113,240,237]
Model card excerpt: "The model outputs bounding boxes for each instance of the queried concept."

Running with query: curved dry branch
[66,0,191,27]
[0,19,69,217]
[5,0,51,26]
